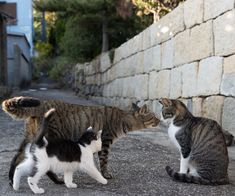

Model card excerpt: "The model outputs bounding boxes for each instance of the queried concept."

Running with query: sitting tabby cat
[27,109,106,194]
[2,96,159,186]
[160,98,229,185]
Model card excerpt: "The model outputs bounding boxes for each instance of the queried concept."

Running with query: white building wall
[6,0,33,54]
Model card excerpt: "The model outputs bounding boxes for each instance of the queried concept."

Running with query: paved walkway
[0,88,234,196]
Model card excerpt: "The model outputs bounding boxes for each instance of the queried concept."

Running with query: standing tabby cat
[2,96,159,186]
[160,98,229,185]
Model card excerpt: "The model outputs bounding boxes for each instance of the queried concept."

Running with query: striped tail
[34,108,55,148]
[165,166,229,185]
[2,96,41,119]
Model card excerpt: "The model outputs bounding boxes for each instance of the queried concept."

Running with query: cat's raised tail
[34,108,55,148]
[165,166,229,185]
[2,96,41,119]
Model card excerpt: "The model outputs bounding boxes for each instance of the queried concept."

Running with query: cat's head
[132,103,160,128]
[159,98,189,124]
[80,127,102,153]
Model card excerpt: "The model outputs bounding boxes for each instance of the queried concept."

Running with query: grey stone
[174,20,213,66]
[202,96,225,124]
[184,0,203,28]
[161,39,174,69]
[192,97,203,117]
[100,52,111,72]
[134,74,149,100]
[130,52,145,74]
[223,54,235,74]
[222,97,235,136]
[122,77,134,98]
[204,0,235,21]
[149,71,159,100]
[144,48,154,72]
[197,57,223,96]
[152,45,161,71]
[214,10,235,56]
[182,62,199,97]
[170,67,182,99]
[149,70,171,99]
[150,4,185,45]
[132,33,143,54]
[142,26,152,50]
[221,74,235,96]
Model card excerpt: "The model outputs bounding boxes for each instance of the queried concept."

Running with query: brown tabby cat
[160,98,229,185]
[2,96,159,185]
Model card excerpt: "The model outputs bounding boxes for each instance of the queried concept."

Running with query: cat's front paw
[28,178,45,194]
[100,178,108,185]
[102,170,113,179]
[34,188,45,194]
[13,182,19,191]
[66,183,77,188]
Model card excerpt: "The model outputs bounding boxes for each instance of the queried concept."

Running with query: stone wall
[74,0,235,135]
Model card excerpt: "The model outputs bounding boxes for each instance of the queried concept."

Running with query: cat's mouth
[160,112,174,125]
[161,112,173,120]
[164,113,173,119]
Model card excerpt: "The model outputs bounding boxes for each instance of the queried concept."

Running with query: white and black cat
[13,108,107,193]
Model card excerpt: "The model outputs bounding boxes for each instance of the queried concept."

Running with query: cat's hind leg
[9,139,29,186]
[13,144,34,191]
[64,171,77,188]
[28,164,48,194]
[98,134,113,179]
[13,164,25,191]
[13,159,33,191]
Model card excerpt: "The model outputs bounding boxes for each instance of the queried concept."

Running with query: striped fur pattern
[160,98,229,185]
[2,96,160,183]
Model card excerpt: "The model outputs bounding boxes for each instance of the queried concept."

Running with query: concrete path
[0,88,234,196]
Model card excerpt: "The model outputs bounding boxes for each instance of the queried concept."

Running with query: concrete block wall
[75,0,235,135]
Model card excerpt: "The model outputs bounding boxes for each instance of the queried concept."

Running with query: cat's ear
[132,103,140,112]
[87,126,93,131]
[159,98,172,107]
[97,130,102,139]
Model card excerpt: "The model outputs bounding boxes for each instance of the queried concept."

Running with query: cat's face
[90,130,102,153]
[159,98,186,124]
[132,103,160,128]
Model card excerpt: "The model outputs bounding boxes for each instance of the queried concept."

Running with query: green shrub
[49,56,70,81]
[35,42,53,57]
[32,56,54,73]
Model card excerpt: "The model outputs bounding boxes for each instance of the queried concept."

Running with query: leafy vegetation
[32,0,184,82]
[132,0,185,22]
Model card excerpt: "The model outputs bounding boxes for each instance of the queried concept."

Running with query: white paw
[28,177,34,186]
[13,182,19,191]
[34,188,45,194]
[100,178,108,185]
[66,183,77,188]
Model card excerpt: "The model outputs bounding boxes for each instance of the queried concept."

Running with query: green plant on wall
[132,0,185,23]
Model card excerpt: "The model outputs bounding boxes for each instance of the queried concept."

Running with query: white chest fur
[168,123,181,150]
